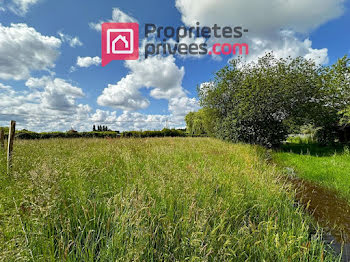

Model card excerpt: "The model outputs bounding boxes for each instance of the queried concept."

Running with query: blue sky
[0,0,349,132]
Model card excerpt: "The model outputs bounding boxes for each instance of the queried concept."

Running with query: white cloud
[0,77,192,132]
[90,110,176,131]
[0,23,61,81]
[0,82,12,90]
[97,55,190,111]
[97,55,198,126]
[97,75,150,111]
[0,78,92,132]
[58,32,83,47]
[169,96,199,119]
[89,8,137,32]
[9,0,40,16]
[76,56,101,68]
[247,30,329,65]
[25,76,85,111]
[125,56,186,99]
[175,0,344,35]
[175,0,345,64]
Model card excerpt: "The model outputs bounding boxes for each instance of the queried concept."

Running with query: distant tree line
[186,53,350,147]
[0,128,186,140]
[121,129,186,138]
[93,125,111,132]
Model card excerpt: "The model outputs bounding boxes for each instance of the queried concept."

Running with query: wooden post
[0,128,4,149]
[7,121,16,174]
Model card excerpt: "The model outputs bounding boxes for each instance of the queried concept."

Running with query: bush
[121,129,186,138]
[7,129,186,140]
[198,53,323,147]
[14,131,120,140]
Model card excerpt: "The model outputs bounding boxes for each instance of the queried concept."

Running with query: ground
[0,138,338,261]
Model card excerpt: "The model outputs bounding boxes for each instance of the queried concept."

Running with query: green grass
[274,143,350,201]
[0,138,338,261]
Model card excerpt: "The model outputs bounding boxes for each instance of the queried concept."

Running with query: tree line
[93,125,111,132]
[186,53,350,147]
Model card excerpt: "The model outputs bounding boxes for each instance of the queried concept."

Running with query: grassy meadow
[274,144,350,201]
[0,138,339,261]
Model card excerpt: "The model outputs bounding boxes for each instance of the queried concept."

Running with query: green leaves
[195,53,350,146]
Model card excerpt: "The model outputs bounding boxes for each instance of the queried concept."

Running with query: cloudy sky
[0,0,349,132]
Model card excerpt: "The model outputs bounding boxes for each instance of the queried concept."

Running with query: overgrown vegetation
[187,53,350,147]
[0,138,338,261]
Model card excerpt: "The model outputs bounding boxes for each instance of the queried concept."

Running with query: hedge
[1,129,188,140]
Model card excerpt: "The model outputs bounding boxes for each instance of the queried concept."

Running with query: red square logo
[102,23,139,66]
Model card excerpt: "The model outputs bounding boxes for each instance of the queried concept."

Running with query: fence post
[7,121,16,174]
[0,128,4,149]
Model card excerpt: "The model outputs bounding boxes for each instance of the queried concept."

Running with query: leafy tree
[198,53,323,147]
[314,56,350,144]
[185,109,216,136]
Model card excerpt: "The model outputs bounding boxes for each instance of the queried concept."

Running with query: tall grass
[0,138,338,261]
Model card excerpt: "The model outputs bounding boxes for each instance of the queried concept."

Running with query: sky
[0,0,349,132]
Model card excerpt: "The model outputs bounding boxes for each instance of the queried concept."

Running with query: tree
[185,109,216,136]
[314,56,350,144]
[198,53,323,147]
[93,125,96,131]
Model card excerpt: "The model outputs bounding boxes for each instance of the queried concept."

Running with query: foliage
[14,131,120,139]
[0,138,337,261]
[313,56,350,144]
[185,109,216,136]
[192,53,350,147]
[198,53,323,147]
[0,128,186,140]
[121,128,186,138]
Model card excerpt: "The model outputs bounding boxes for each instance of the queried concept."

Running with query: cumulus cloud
[0,75,192,132]
[76,56,101,68]
[97,55,197,114]
[247,30,329,64]
[0,82,12,90]
[175,0,345,64]
[90,110,175,131]
[97,75,150,111]
[25,76,85,111]
[0,79,92,132]
[89,8,137,32]
[97,55,198,126]
[8,0,40,16]
[58,32,83,47]
[0,81,179,132]
[176,0,344,35]
[0,23,61,80]
[0,81,91,132]
[169,96,200,120]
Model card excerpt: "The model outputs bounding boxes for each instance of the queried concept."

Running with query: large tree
[198,53,325,147]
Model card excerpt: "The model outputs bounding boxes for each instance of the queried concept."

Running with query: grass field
[274,143,350,201]
[0,138,338,261]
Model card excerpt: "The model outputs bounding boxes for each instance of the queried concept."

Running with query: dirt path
[287,176,350,261]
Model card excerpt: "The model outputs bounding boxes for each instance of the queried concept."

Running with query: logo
[102,23,139,66]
